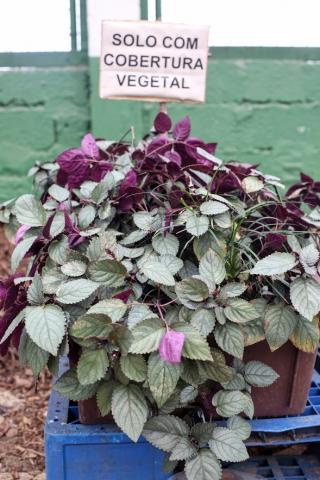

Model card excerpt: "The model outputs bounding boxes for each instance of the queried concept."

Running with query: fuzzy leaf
[190,308,215,337]
[24,337,49,377]
[96,381,115,416]
[200,200,229,216]
[185,449,221,480]
[220,282,247,299]
[127,304,157,330]
[11,235,37,272]
[88,299,127,323]
[265,303,298,351]
[225,299,259,323]
[133,211,161,231]
[175,277,209,306]
[143,415,189,452]
[199,248,226,288]
[25,305,65,355]
[70,313,112,339]
[290,316,319,353]
[78,205,96,229]
[209,427,249,462]
[61,260,87,277]
[159,255,184,275]
[290,277,320,321]
[48,184,69,202]
[54,368,98,401]
[214,323,244,359]
[186,213,209,237]
[212,390,249,417]
[15,194,46,226]
[48,235,69,264]
[56,279,99,304]
[152,234,179,256]
[244,361,279,387]
[27,274,44,305]
[170,438,197,461]
[227,416,251,440]
[140,260,175,286]
[77,349,109,385]
[148,353,181,407]
[112,384,148,442]
[130,318,165,354]
[50,211,65,238]
[251,252,296,275]
[173,323,212,361]
[120,354,147,382]
[190,423,215,447]
[88,259,127,286]
[299,243,319,269]
[242,176,264,194]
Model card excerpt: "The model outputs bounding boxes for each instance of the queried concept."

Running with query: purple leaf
[159,330,185,364]
[56,149,83,172]
[154,112,172,133]
[173,116,191,141]
[164,150,181,166]
[119,170,138,194]
[90,161,112,182]
[113,289,133,303]
[81,133,100,158]
[15,224,30,245]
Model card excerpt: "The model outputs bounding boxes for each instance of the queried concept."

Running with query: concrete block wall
[0,65,90,201]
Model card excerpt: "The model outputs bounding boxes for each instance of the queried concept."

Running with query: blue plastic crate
[236,455,320,479]
[45,388,171,480]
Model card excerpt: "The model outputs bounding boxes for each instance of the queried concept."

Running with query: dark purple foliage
[173,116,191,141]
[154,112,172,133]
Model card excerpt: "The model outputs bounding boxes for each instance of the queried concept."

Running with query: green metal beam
[155,0,162,20]
[80,0,88,52]
[0,52,88,67]
[69,0,77,51]
[140,0,148,20]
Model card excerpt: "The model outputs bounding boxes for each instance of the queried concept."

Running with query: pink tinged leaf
[154,112,172,133]
[15,225,31,245]
[164,150,181,166]
[119,170,138,195]
[159,330,185,364]
[81,133,100,158]
[56,149,83,172]
[146,135,171,159]
[90,161,112,182]
[173,116,191,141]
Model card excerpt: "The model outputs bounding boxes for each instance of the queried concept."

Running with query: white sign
[100,21,210,103]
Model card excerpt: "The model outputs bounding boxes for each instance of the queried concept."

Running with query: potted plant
[0,112,319,480]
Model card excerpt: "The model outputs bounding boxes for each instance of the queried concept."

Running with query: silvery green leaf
[61,260,87,278]
[120,245,144,259]
[120,230,147,245]
[190,308,215,337]
[214,323,244,359]
[222,372,246,391]
[251,252,296,275]
[213,211,232,229]
[193,231,227,260]
[0,309,25,345]
[173,323,212,361]
[140,260,175,286]
[96,381,115,416]
[88,259,127,286]
[209,427,249,462]
[70,313,112,339]
[215,306,227,325]
[15,194,46,226]
[244,361,279,387]
[225,299,259,323]
[127,304,157,330]
[265,303,298,351]
[91,175,115,203]
[25,304,66,355]
[299,243,319,274]
[159,255,184,275]
[50,211,65,238]
[27,274,44,305]
[212,390,249,417]
[24,335,49,376]
[287,235,302,253]
[200,200,229,215]
[290,316,319,353]
[185,449,221,480]
[179,260,198,279]
[86,236,102,262]
[290,277,320,320]
[11,235,37,272]
[112,384,148,442]
[133,210,161,231]
[180,385,198,404]
[130,318,165,354]
[241,176,264,193]
[143,415,189,452]
[88,298,127,322]
[199,248,226,288]
[152,233,179,256]
[137,246,159,269]
[170,438,197,462]
[186,213,209,237]
[175,278,209,307]
[227,416,251,440]
[48,184,69,202]
[190,423,215,447]
[98,202,114,222]
[148,353,181,407]
[54,368,98,401]
[56,279,99,304]
[78,205,96,229]
[219,282,247,299]
[48,235,69,264]
[42,265,67,294]
[77,349,109,385]
[120,354,147,382]
[243,318,265,347]
[79,227,100,237]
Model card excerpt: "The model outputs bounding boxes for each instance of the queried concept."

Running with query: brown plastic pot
[78,341,317,424]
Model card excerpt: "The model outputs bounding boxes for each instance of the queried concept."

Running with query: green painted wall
[0,63,90,201]
[90,48,320,186]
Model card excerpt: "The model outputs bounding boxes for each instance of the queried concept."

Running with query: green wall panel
[90,49,320,187]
